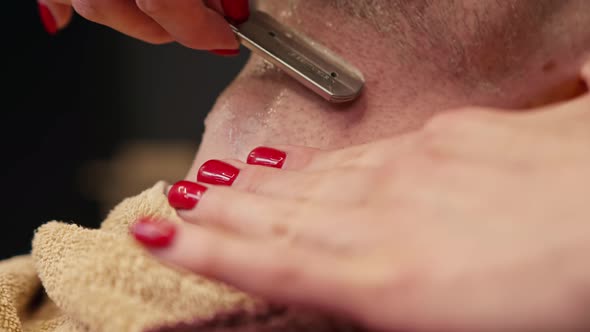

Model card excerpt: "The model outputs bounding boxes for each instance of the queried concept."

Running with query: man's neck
[260,0,590,110]
[186,0,589,179]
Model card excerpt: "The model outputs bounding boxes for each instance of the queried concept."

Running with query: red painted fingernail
[209,49,240,57]
[221,0,250,24]
[131,217,176,248]
[198,160,240,186]
[38,2,57,35]
[168,180,208,210]
[247,147,287,169]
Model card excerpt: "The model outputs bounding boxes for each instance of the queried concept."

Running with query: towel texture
[0,182,361,332]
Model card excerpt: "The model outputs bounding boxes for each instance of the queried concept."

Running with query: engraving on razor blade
[287,51,335,92]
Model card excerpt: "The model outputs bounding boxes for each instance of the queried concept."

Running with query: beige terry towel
[0,182,361,332]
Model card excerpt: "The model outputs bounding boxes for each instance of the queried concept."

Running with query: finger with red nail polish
[131,217,177,248]
[38,1,73,35]
[247,147,287,169]
[244,145,323,171]
[198,160,240,186]
[168,181,208,210]
[142,220,353,315]
[36,0,245,50]
[135,0,237,50]
[221,0,250,24]
[209,48,240,56]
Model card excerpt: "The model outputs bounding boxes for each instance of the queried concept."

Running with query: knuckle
[135,0,166,15]
[424,107,489,133]
[72,0,103,21]
[278,146,319,170]
[367,262,424,309]
[187,236,222,273]
[419,107,494,158]
[275,200,303,225]
[339,147,372,167]
[233,166,268,194]
[141,30,172,45]
[416,127,453,160]
[194,189,228,225]
[266,260,301,285]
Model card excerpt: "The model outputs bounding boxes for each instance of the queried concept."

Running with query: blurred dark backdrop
[2,2,249,259]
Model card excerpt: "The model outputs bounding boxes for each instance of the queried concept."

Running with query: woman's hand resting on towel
[132,66,590,332]
[37,0,248,53]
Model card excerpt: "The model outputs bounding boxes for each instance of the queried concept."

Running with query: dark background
[2,2,249,259]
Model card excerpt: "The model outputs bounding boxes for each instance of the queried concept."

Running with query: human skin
[40,0,590,164]
[188,0,590,176]
[38,0,244,49]
[141,81,590,332]
[142,1,590,331]
[43,0,590,330]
